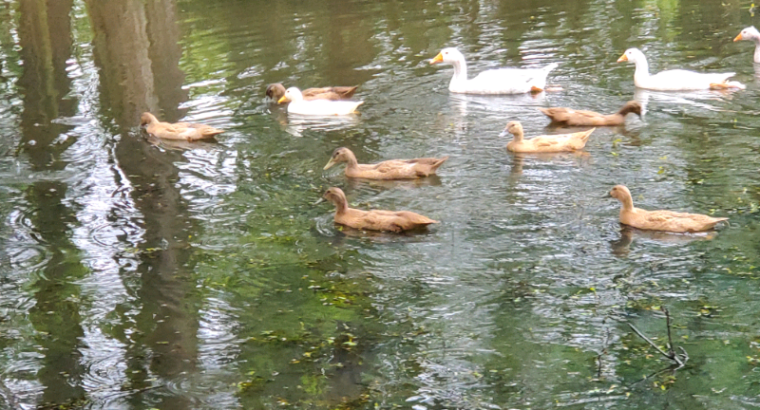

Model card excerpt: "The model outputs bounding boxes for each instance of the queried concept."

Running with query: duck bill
[312,197,325,206]
[323,158,337,170]
[498,130,508,138]
[430,53,443,65]
[616,54,628,63]
[734,33,743,42]
[277,96,289,104]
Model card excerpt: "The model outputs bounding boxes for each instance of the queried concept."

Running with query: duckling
[324,147,448,180]
[608,185,728,233]
[322,187,438,233]
[140,112,223,141]
[501,121,594,153]
[266,83,357,103]
[538,101,642,126]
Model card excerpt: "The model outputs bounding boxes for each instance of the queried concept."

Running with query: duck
[608,185,728,233]
[538,101,642,126]
[266,83,358,103]
[501,121,595,153]
[616,48,744,91]
[321,187,438,233]
[140,112,223,141]
[323,147,448,180]
[277,87,363,115]
[430,47,558,94]
[734,26,760,63]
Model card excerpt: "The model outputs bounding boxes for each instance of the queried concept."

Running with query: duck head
[430,47,465,65]
[499,121,524,139]
[618,101,643,117]
[140,112,158,126]
[735,26,760,42]
[323,187,349,211]
[608,185,634,210]
[616,48,645,64]
[324,147,356,170]
[266,83,287,102]
[277,87,304,104]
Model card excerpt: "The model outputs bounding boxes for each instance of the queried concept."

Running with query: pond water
[1,0,760,409]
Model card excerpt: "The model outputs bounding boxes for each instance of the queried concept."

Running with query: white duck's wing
[288,100,363,116]
[462,63,558,94]
[642,69,739,90]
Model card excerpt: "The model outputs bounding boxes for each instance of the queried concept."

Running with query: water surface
[1,0,760,409]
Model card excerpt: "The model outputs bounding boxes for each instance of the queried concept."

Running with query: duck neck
[333,197,349,215]
[511,130,524,143]
[754,41,760,63]
[618,196,635,212]
[633,57,650,84]
[449,59,468,89]
[343,151,359,170]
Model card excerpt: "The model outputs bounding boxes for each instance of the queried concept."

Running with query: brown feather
[609,185,727,233]
[324,147,448,180]
[267,83,358,103]
[140,112,222,141]
[322,187,438,233]
[538,101,642,126]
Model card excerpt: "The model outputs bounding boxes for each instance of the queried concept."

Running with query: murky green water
[1,0,760,408]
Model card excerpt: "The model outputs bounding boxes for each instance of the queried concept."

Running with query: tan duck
[140,112,223,141]
[538,101,642,126]
[323,147,448,180]
[322,187,438,233]
[502,121,595,153]
[608,185,728,233]
[266,83,357,103]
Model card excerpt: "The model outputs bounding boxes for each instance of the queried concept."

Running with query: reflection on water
[2,0,760,409]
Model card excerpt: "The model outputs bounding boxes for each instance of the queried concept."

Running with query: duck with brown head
[265,83,358,103]
[324,147,448,180]
[538,101,642,126]
[321,187,438,233]
[608,185,728,233]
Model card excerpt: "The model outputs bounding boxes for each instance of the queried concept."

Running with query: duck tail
[335,86,358,98]
[201,127,225,137]
[579,128,595,143]
[430,156,449,171]
[543,62,559,73]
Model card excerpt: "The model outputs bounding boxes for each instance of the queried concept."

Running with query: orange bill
[734,33,743,42]
[430,52,443,64]
[617,54,628,63]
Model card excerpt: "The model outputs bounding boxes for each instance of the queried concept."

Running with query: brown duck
[140,112,223,141]
[322,187,438,233]
[266,83,357,103]
[538,101,642,126]
[502,121,594,153]
[609,185,728,233]
[324,147,448,180]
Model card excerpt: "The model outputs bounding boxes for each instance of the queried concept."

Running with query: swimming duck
[430,47,558,94]
[734,26,760,63]
[277,87,363,115]
[617,48,744,91]
[501,121,595,153]
[608,185,728,233]
[140,112,223,141]
[323,147,448,180]
[538,101,642,126]
[266,83,358,103]
[322,187,438,233]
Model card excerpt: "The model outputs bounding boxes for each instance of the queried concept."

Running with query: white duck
[617,48,744,91]
[734,26,760,63]
[277,87,363,116]
[430,47,558,94]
